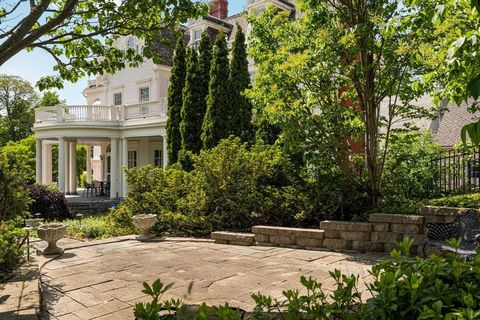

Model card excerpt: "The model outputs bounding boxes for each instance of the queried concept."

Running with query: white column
[65,142,70,194]
[58,138,66,193]
[110,138,119,198]
[36,139,42,184]
[42,144,53,184]
[86,145,92,184]
[162,135,168,168]
[122,138,128,197]
[70,141,77,194]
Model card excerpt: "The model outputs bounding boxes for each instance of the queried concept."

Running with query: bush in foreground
[135,239,480,319]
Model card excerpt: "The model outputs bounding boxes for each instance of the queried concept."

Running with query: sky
[0,1,245,105]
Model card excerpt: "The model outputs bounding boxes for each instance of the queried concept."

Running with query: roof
[434,103,480,148]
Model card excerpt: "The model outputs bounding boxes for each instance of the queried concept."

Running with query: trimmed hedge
[26,184,70,221]
[426,193,480,208]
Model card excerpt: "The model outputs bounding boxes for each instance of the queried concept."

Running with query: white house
[33,0,297,198]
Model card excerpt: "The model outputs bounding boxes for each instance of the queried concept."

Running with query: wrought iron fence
[431,146,480,195]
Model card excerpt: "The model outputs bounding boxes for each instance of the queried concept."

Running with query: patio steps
[67,199,120,215]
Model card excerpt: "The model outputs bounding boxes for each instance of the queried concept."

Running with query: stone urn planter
[132,214,157,241]
[37,223,67,255]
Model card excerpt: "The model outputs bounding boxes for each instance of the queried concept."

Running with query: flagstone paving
[38,238,385,319]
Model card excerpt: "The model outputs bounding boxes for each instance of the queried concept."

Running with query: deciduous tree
[0,0,206,89]
[0,75,38,146]
[247,2,433,206]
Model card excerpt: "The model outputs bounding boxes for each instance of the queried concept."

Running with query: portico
[33,101,168,198]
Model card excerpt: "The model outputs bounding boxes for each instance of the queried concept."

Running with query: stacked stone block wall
[251,226,324,249]
[320,214,425,253]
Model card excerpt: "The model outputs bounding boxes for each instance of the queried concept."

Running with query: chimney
[209,0,228,19]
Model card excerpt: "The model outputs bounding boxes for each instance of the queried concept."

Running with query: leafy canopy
[0,0,206,89]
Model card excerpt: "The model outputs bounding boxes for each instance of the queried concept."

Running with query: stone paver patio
[38,238,384,319]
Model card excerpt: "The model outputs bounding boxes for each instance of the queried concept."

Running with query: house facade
[33,0,297,198]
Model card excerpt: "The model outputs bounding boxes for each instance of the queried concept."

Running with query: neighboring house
[33,0,297,198]
[379,95,480,150]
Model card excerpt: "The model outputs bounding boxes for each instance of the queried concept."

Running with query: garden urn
[132,214,157,241]
[37,223,67,255]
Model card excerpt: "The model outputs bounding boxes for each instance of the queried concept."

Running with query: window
[194,29,202,41]
[113,93,122,105]
[153,150,163,167]
[128,150,137,168]
[193,29,202,50]
[127,37,135,49]
[139,87,150,102]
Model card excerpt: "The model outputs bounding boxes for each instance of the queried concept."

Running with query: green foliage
[0,1,206,89]
[197,32,212,136]
[117,138,313,236]
[62,215,136,240]
[134,279,182,320]
[229,25,253,143]
[38,91,64,107]
[202,33,231,149]
[0,75,38,147]
[380,131,442,213]
[247,1,435,207]
[180,49,203,154]
[166,36,187,164]
[426,193,480,208]
[137,240,480,319]
[0,135,36,184]
[0,153,31,222]
[0,222,27,282]
[368,240,480,319]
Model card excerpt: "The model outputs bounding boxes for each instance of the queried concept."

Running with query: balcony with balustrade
[34,99,167,129]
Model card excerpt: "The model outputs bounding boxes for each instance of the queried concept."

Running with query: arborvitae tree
[197,32,212,133]
[201,32,230,149]
[166,36,186,163]
[180,49,203,154]
[229,25,253,142]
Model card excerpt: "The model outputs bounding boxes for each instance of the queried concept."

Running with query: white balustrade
[35,100,167,125]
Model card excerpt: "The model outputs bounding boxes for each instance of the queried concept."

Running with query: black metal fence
[431,146,480,195]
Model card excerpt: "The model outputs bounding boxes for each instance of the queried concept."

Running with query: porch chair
[93,180,102,196]
[82,182,94,197]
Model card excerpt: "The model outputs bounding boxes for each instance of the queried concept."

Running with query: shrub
[0,222,27,282]
[425,193,480,208]
[0,153,31,222]
[380,131,442,214]
[26,184,70,221]
[117,138,313,236]
[136,240,480,319]
[63,215,136,240]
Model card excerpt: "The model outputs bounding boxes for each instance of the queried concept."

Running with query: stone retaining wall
[320,214,425,253]
[211,206,476,254]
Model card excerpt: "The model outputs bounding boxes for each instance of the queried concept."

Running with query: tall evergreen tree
[197,32,212,134]
[166,36,186,163]
[180,49,203,153]
[201,32,231,149]
[229,25,254,142]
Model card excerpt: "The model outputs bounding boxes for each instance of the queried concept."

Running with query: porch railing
[431,146,480,195]
[35,99,167,124]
